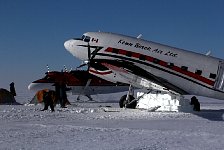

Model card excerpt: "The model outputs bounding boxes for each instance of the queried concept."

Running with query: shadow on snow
[193,109,224,121]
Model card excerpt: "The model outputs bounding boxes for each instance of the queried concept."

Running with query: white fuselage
[64,32,224,100]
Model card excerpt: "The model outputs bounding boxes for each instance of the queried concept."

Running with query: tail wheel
[119,95,136,109]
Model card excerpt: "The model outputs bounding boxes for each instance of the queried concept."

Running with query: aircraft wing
[91,59,188,95]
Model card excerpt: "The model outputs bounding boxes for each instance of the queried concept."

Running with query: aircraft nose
[64,40,71,50]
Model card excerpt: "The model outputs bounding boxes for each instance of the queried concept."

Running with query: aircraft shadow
[193,109,224,121]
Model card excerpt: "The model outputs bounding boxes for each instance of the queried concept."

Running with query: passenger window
[139,55,146,61]
[181,66,188,71]
[195,70,202,75]
[209,73,216,79]
[153,58,160,64]
[126,51,132,57]
[167,63,174,68]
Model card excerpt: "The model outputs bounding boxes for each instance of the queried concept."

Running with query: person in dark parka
[55,82,69,108]
[10,82,16,97]
[41,90,54,112]
[190,96,200,111]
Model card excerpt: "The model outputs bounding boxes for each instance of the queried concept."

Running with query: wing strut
[77,79,93,101]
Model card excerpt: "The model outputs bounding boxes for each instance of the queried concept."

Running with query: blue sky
[0,0,223,90]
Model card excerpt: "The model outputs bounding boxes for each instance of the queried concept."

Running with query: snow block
[136,92,193,112]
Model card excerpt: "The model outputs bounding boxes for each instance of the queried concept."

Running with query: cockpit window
[72,35,91,41]
[81,35,91,42]
[84,36,90,42]
[81,35,85,40]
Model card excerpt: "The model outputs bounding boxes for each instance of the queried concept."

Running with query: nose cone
[64,40,71,51]
[64,38,87,61]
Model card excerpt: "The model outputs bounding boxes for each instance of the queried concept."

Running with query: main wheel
[119,95,137,109]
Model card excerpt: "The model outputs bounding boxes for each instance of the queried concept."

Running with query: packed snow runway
[0,96,224,150]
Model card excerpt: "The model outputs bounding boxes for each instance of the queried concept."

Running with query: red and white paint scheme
[64,32,224,100]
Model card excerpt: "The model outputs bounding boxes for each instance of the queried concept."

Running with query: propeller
[88,42,91,61]
[76,42,91,69]
[76,41,103,101]
[76,42,102,70]
[76,63,86,69]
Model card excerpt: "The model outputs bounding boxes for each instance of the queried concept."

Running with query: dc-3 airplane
[28,69,129,101]
[64,31,224,108]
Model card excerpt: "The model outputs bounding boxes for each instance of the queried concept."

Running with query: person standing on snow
[190,96,200,111]
[9,82,16,97]
[41,90,55,112]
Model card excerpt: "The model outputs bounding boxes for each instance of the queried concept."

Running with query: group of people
[9,82,69,112]
[41,83,69,112]
[41,90,55,112]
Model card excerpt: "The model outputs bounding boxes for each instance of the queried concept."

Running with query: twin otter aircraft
[64,32,224,105]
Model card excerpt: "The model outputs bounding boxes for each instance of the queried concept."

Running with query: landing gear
[77,79,93,101]
[119,94,137,109]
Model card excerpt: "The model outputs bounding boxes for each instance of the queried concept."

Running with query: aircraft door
[214,61,224,91]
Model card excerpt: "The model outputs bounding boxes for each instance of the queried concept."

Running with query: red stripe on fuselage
[104,47,215,86]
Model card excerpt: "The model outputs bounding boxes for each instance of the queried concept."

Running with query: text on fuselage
[118,39,178,58]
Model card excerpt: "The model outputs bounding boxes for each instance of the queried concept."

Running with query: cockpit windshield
[73,35,91,42]
[81,35,85,40]
[82,35,91,42]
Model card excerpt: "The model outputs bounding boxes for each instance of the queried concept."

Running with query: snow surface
[0,89,224,150]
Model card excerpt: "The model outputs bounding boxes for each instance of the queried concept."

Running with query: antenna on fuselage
[137,34,142,39]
